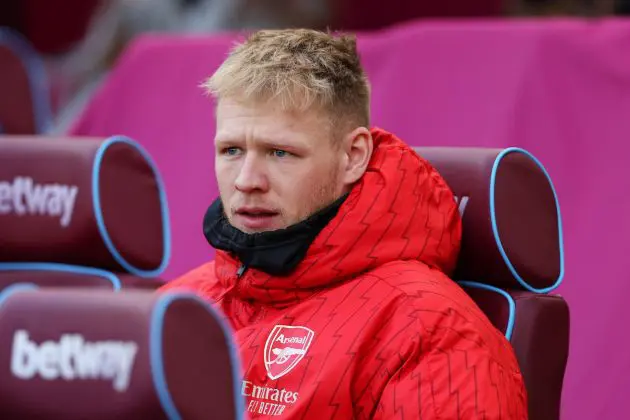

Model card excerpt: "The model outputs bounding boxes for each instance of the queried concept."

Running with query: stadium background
[2,0,630,418]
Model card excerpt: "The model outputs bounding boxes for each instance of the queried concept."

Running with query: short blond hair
[203,29,371,131]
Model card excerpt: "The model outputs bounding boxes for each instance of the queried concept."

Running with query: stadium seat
[0,135,171,291]
[0,28,53,134]
[416,147,569,420]
[0,286,244,419]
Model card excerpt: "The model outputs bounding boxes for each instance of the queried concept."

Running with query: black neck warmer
[203,195,347,276]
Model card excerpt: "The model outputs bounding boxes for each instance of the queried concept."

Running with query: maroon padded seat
[416,147,569,420]
[0,136,170,291]
[0,286,244,419]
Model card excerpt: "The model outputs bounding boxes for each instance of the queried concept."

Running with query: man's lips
[234,207,280,230]
[235,207,279,216]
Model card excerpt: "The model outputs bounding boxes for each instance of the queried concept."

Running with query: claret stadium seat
[417,146,570,420]
[0,286,245,419]
[0,136,171,291]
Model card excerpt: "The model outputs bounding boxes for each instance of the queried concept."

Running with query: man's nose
[234,153,269,193]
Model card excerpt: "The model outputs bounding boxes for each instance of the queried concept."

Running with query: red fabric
[159,128,527,419]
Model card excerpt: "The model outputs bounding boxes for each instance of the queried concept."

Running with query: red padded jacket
[159,128,527,419]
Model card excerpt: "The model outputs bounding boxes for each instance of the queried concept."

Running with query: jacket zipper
[236,264,248,278]
[235,263,248,295]
[217,263,248,303]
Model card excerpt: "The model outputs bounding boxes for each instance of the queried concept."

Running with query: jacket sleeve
[371,317,528,419]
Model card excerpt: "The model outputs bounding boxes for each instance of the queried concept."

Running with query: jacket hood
[215,127,462,305]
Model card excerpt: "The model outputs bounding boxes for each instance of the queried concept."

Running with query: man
[159,29,527,419]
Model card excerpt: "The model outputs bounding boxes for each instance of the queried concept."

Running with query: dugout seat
[0,135,170,291]
[416,147,569,420]
[0,28,53,134]
[0,286,244,419]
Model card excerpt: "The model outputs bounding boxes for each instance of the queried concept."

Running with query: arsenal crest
[264,325,315,380]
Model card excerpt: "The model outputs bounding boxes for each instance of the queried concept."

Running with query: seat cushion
[0,136,170,277]
[416,147,563,293]
[461,283,570,420]
[0,287,244,419]
[0,264,165,291]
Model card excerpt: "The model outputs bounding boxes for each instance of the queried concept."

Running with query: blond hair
[202,29,371,131]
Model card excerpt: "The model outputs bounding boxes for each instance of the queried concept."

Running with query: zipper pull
[236,264,248,278]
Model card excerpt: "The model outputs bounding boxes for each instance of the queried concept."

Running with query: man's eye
[224,147,241,156]
[272,149,289,158]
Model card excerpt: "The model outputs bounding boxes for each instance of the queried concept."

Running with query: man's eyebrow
[216,135,309,150]
[257,136,299,147]
[214,135,242,145]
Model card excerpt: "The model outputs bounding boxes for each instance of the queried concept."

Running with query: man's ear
[341,127,373,186]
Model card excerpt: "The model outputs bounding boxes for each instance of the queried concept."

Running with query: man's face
[214,97,346,233]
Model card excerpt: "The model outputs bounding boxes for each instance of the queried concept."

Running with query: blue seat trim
[0,262,121,290]
[149,292,245,420]
[489,147,565,294]
[92,136,171,277]
[0,283,38,308]
[459,280,516,341]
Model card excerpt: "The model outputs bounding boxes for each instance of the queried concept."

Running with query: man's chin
[234,225,270,234]
[230,214,287,234]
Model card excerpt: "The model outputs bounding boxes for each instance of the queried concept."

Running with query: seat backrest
[416,147,569,420]
[0,285,245,419]
[0,28,52,134]
[0,135,171,290]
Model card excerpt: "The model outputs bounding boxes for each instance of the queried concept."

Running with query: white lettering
[242,380,295,415]
[269,388,280,402]
[262,402,275,415]
[453,195,470,217]
[0,183,12,213]
[248,399,257,411]
[242,380,252,396]
[0,177,78,227]
[286,391,298,404]
[275,334,306,345]
[10,330,137,392]
[241,380,299,404]
[256,402,284,416]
